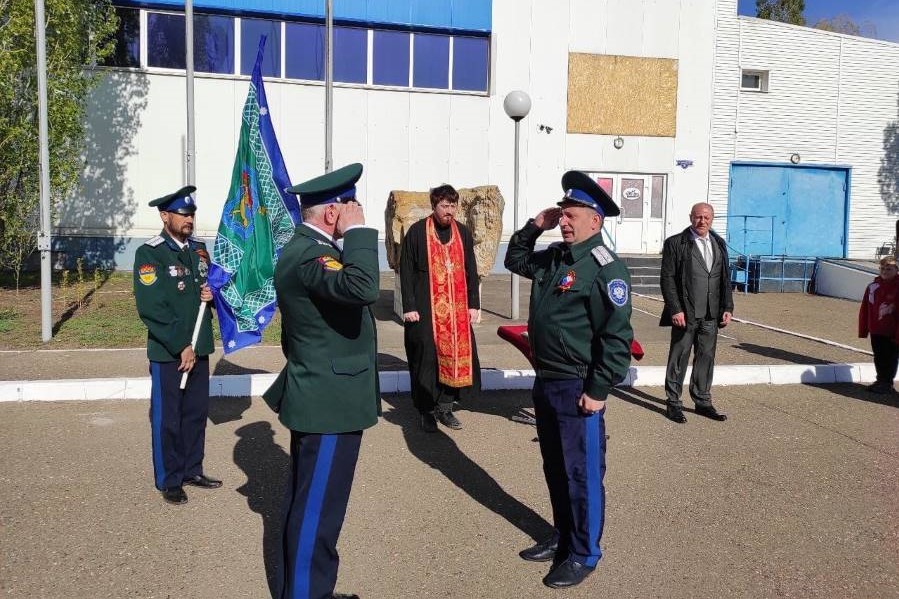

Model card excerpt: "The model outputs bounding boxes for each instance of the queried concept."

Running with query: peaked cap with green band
[148,185,198,214]
[286,163,363,207]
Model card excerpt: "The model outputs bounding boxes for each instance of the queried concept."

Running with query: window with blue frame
[194,14,234,75]
[147,12,186,69]
[373,30,409,86]
[104,6,140,68]
[285,22,324,80]
[413,33,449,89]
[334,27,367,84]
[452,36,488,92]
[125,8,491,94]
[240,18,281,77]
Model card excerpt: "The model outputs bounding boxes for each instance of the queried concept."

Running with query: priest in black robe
[400,184,481,432]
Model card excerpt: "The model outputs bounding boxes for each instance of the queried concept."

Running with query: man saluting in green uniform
[133,186,221,506]
[505,171,633,589]
[263,163,378,599]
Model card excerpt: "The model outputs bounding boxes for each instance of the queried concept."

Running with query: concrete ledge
[0,363,884,402]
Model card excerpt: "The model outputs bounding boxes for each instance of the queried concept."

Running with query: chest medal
[558,270,576,292]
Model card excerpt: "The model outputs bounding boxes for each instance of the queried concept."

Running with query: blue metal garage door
[727,163,849,258]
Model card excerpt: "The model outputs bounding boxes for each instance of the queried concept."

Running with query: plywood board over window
[567,53,678,137]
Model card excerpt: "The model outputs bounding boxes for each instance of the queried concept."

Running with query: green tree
[0,0,118,289]
[756,0,806,26]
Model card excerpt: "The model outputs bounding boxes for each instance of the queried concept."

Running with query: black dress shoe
[162,486,188,505]
[420,412,438,433]
[695,404,727,421]
[867,382,893,394]
[665,405,687,423]
[519,537,558,562]
[542,557,594,589]
[436,410,462,430]
[331,594,360,599]
[183,474,222,489]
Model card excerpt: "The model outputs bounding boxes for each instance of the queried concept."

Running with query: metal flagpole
[185,0,196,184]
[180,0,202,388]
[324,0,333,173]
[34,0,52,342]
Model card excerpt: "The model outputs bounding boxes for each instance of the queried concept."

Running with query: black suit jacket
[658,227,734,326]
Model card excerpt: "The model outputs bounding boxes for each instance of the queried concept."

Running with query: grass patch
[0,270,284,350]
[0,307,19,333]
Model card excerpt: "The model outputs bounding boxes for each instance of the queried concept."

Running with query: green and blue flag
[208,37,299,353]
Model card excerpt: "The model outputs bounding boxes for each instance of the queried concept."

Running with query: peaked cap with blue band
[148,185,198,214]
[558,170,619,218]
[286,163,363,207]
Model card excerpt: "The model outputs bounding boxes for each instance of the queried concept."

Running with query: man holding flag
[207,37,300,353]
[133,186,221,505]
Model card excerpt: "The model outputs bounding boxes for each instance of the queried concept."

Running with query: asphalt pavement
[1,274,897,598]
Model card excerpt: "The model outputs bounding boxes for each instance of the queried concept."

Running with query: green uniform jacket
[133,231,214,362]
[263,225,381,433]
[504,220,634,400]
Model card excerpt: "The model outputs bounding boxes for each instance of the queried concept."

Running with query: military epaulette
[187,235,206,248]
[591,246,615,266]
[144,236,164,247]
[315,239,333,247]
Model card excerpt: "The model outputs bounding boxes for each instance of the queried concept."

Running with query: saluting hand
[336,202,365,236]
[534,207,561,230]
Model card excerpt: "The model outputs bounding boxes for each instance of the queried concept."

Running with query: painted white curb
[0,363,880,402]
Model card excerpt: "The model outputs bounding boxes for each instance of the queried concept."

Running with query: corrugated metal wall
[710,11,899,259]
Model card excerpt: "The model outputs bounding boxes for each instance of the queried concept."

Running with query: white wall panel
[605,0,644,57]
[569,0,609,54]
[366,91,411,215]
[643,0,680,59]
[408,93,453,190]
[448,95,490,190]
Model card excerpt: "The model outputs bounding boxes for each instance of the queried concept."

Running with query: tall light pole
[34,0,52,342]
[503,90,531,320]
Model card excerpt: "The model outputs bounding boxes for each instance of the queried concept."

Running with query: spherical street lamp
[503,90,531,319]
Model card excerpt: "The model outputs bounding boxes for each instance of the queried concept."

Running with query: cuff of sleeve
[584,379,610,401]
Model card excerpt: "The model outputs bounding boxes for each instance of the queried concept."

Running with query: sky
[737,0,899,44]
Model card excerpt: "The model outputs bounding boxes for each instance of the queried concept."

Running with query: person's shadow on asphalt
[233,420,289,599]
[380,393,553,543]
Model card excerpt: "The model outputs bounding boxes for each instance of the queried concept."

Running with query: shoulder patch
[144,236,164,247]
[592,246,615,266]
[318,256,343,271]
[138,264,158,286]
[607,278,629,307]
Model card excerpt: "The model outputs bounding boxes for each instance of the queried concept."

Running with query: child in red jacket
[859,256,899,393]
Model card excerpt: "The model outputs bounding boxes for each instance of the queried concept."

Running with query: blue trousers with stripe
[532,377,607,568]
[149,358,210,490]
[280,431,362,599]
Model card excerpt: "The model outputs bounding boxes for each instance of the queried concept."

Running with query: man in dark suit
[263,163,378,599]
[659,202,733,424]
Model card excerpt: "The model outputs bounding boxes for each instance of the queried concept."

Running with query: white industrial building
[62,0,899,269]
